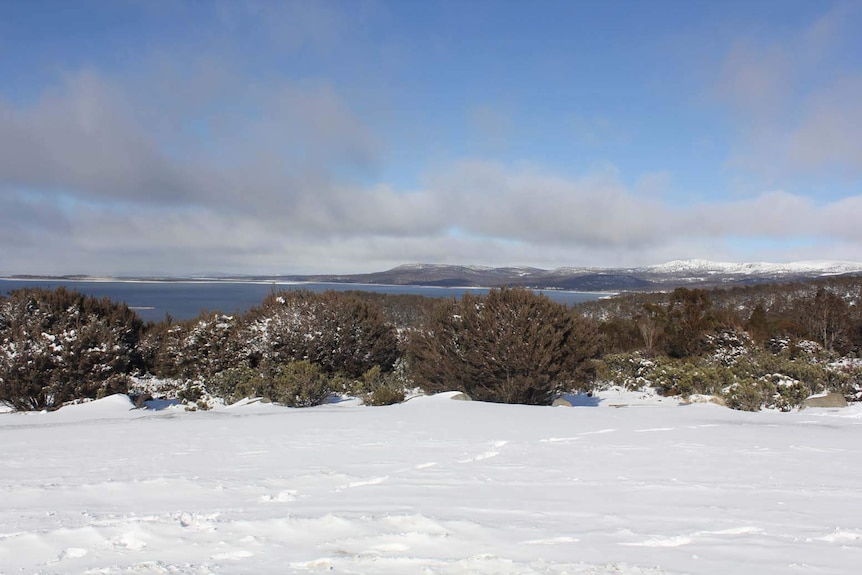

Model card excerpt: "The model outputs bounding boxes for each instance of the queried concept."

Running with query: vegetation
[0,287,143,410]
[409,288,598,405]
[3,276,862,412]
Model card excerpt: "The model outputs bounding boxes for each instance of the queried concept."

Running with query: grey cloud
[0,71,198,205]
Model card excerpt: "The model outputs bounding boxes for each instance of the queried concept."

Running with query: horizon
[4,257,862,281]
[2,1,861,276]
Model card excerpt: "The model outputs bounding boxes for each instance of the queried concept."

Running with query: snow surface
[2,392,861,574]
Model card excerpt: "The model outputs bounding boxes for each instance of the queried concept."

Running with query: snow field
[1,393,861,574]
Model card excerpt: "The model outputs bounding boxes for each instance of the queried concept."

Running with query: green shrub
[723,380,764,412]
[207,366,267,403]
[364,385,405,406]
[358,365,405,406]
[270,361,332,408]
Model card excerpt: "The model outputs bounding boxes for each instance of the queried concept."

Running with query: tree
[798,288,848,353]
[409,288,598,405]
[664,288,714,358]
[636,303,665,355]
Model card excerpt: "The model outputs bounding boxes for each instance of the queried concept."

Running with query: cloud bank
[1,1,860,275]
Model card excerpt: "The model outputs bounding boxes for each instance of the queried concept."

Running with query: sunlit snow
[1,391,860,574]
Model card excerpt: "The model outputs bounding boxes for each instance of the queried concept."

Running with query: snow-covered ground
[2,391,861,575]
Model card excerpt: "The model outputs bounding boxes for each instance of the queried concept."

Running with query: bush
[0,287,143,410]
[270,361,332,407]
[357,365,405,406]
[243,291,399,378]
[409,288,598,405]
[207,366,267,403]
[723,380,763,412]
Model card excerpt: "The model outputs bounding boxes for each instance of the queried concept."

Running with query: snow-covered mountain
[640,259,862,276]
[293,259,862,291]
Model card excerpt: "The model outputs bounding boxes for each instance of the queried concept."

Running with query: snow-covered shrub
[141,313,245,380]
[721,374,811,412]
[826,359,862,402]
[0,287,143,410]
[243,291,399,378]
[722,380,763,412]
[703,330,753,366]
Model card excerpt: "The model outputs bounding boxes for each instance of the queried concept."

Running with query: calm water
[0,279,606,323]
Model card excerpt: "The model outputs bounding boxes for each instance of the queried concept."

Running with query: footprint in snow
[58,547,88,560]
[111,533,148,551]
[459,440,508,463]
[344,476,388,488]
[211,550,254,560]
[522,536,580,545]
[259,489,298,503]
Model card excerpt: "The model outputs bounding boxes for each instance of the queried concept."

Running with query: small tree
[409,288,598,405]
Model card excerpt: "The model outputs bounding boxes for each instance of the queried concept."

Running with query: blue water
[0,279,606,323]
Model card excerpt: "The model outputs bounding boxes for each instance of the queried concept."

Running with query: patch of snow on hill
[644,259,862,276]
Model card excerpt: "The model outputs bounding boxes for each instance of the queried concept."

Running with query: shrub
[723,380,763,412]
[142,312,245,380]
[357,365,405,406]
[270,361,332,408]
[0,287,143,410]
[207,365,267,403]
[409,288,598,405]
[243,291,399,378]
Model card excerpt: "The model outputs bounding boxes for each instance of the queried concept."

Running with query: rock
[450,392,472,401]
[802,392,848,409]
[551,397,572,407]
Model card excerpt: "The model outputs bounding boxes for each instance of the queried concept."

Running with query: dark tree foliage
[664,288,715,358]
[745,303,771,344]
[243,290,399,378]
[409,288,598,405]
[797,288,849,353]
[0,287,143,410]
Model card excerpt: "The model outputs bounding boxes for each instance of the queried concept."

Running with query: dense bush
[268,361,333,407]
[141,313,245,380]
[243,290,399,378]
[355,365,406,406]
[0,287,143,410]
[205,361,334,407]
[409,288,598,405]
[596,349,827,411]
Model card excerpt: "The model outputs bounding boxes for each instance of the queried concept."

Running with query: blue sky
[1,0,861,275]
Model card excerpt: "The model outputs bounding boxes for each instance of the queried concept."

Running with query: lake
[0,279,608,323]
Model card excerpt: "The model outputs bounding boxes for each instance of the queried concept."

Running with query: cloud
[2,1,861,276]
[717,2,862,181]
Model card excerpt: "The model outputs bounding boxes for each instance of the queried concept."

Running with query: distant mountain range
[9,260,862,292]
[284,259,862,292]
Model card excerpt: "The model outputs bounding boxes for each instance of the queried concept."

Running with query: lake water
[0,279,607,323]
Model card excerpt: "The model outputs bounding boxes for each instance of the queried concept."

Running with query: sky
[1,0,861,276]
